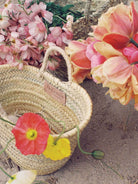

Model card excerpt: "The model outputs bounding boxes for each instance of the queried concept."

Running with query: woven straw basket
[0,46,92,175]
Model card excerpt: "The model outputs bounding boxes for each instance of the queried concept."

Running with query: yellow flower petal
[94,42,122,58]
[6,170,37,184]
[132,73,138,94]
[43,135,71,161]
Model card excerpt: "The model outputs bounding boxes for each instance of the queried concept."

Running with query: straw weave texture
[0,46,92,175]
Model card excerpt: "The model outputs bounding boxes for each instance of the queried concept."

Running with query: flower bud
[91,150,104,160]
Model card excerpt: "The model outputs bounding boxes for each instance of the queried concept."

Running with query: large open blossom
[12,113,50,155]
[6,170,37,184]
[91,40,138,109]
[87,2,138,110]
[43,135,71,161]
[92,2,138,49]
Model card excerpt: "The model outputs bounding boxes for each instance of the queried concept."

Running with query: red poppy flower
[12,113,50,155]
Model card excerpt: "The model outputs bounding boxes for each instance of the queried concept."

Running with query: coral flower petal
[71,51,91,69]
[103,33,129,49]
[65,40,91,69]
[72,66,91,83]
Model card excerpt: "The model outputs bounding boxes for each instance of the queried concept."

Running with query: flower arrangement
[65,2,138,111]
[0,1,137,183]
[0,0,83,70]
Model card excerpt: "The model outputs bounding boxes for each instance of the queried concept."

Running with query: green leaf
[62,4,74,12]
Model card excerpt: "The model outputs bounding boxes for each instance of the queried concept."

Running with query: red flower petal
[12,113,50,155]
[103,33,129,49]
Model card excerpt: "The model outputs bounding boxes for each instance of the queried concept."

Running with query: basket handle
[40,46,72,82]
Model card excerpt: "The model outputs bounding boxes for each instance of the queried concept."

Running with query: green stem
[0,117,15,126]
[100,160,124,179]
[76,126,91,155]
[20,5,32,15]
[130,38,138,48]
[76,126,124,178]
[54,122,66,144]
[0,138,14,155]
[130,61,138,65]
[54,15,67,23]
[0,138,15,180]
[0,166,14,180]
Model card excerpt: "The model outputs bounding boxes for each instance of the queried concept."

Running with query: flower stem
[54,15,67,23]
[0,138,14,155]
[76,126,91,155]
[76,126,124,179]
[54,122,66,144]
[100,160,124,179]
[0,138,15,180]
[0,116,15,126]
[0,166,14,180]
[130,61,138,65]
[130,38,138,48]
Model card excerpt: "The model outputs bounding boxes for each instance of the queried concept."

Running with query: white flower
[6,170,37,184]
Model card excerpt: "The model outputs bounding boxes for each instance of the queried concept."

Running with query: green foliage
[21,0,84,28]
[46,2,83,28]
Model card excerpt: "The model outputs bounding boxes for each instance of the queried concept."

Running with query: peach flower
[92,2,138,49]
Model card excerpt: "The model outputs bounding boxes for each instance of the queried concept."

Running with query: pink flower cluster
[0,0,73,69]
[66,2,138,110]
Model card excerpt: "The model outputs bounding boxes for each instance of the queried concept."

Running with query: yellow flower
[43,135,71,161]
[6,170,37,184]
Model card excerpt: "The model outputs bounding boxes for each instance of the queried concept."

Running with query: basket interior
[0,65,80,135]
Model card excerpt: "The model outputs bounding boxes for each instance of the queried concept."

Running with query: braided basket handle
[40,46,72,82]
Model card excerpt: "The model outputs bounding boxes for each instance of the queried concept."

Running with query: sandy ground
[0,0,138,184]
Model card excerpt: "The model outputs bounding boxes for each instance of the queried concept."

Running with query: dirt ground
[0,0,138,184]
